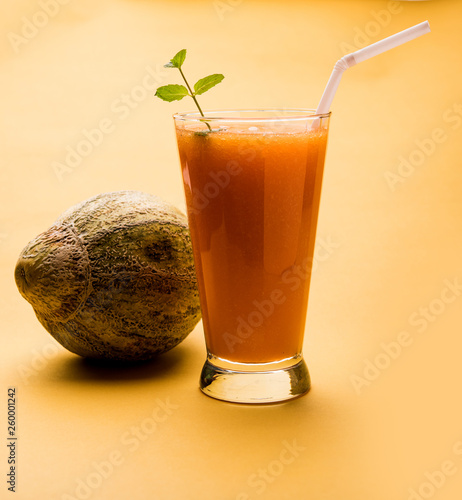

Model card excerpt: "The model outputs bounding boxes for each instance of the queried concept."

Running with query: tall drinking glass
[174,110,330,403]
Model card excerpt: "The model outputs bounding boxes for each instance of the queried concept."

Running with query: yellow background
[1,1,462,499]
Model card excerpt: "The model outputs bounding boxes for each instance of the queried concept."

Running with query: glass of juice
[174,109,330,403]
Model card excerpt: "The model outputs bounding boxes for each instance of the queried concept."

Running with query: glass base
[199,355,311,404]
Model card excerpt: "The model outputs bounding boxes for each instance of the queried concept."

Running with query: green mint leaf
[155,50,224,133]
[193,74,224,96]
[164,49,187,69]
[155,84,189,102]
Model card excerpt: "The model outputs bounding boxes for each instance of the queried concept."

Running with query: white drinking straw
[315,21,431,116]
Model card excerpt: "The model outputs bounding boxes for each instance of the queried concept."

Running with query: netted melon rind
[15,191,201,361]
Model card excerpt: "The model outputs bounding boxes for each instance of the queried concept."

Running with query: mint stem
[178,67,212,132]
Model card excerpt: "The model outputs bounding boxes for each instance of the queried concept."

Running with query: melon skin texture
[14,191,201,361]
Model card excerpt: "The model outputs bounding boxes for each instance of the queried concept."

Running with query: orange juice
[175,113,329,364]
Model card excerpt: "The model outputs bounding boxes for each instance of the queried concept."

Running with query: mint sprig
[155,49,224,132]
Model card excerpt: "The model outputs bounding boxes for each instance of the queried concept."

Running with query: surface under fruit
[14,191,201,361]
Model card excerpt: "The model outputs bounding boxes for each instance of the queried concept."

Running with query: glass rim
[173,108,331,123]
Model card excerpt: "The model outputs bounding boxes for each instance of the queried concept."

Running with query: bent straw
[315,21,431,116]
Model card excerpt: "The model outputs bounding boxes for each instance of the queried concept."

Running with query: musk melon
[14,191,201,361]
